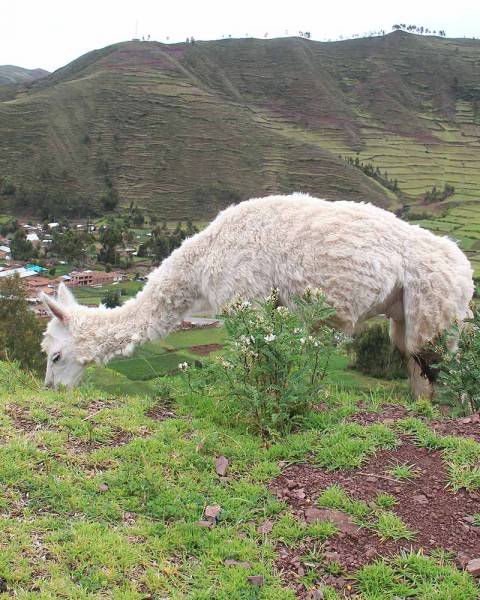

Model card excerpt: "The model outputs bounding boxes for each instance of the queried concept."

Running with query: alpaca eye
[52,353,61,363]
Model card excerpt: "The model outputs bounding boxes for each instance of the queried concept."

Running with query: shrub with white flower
[189,288,341,437]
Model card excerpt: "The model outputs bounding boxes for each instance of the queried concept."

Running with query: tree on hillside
[50,229,90,264]
[149,233,171,264]
[0,219,18,236]
[97,222,124,265]
[0,175,16,196]
[0,275,45,373]
[10,229,36,260]
[101,289,122,308]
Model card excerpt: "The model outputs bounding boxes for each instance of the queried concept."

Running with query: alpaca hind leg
[391,318,433,399]
[407,357,434,400]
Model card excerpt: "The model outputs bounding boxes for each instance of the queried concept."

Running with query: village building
[66,270,125,287]
[181,317,220,329]
[26,233,41,245]
[25,276,56,298]
[0,266,37,279]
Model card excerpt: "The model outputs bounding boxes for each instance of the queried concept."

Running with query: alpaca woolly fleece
[41,193,473,392]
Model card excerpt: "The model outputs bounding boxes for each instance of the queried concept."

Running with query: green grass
[318,485,415,541]
[387,462,420,481]
[355,550,479,599]
[0,360,478,598]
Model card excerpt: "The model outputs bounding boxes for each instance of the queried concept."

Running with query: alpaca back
[173,193,473,348]
[196,194,408,331]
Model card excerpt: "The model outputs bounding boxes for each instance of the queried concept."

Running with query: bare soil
[269,440,480,597]
[188,343,223,355]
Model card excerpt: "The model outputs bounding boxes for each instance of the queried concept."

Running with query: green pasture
[107,326,226,382]
[71,280,144,306]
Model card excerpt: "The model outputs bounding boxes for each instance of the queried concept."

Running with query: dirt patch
[66,428,149,453]
[430,413,480,443]
[145,402,177,421]
[348,403,409,426]
[269,443,480,596]
[188,343,223,356]
[5,405,59,433]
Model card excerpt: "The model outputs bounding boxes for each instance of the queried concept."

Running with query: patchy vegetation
[0,356,479,598]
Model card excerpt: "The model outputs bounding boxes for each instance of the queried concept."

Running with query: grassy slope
[1,33,479,219]
[0,360,478,599]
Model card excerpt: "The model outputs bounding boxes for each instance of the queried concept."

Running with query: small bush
[351,322,406,380]
[187,288,342,437]
[431,303,480,414]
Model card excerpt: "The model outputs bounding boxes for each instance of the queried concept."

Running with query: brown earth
[188,343,223,355]
[269,441,480,597]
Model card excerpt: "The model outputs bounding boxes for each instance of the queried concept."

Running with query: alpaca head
[41,283,88,389]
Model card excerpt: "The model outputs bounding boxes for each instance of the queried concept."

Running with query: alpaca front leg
[407,357,433,400]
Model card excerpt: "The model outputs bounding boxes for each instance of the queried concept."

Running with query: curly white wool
[41,193,473,396]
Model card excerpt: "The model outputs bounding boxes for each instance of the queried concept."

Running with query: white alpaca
[42,193,473,396]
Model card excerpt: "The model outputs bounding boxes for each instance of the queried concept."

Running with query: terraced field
[1,32,479,220]
[412,203,480,276]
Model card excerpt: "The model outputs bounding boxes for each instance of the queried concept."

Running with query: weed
[375,511,416,541]
[387,462,419,481]
[374,492,398,509]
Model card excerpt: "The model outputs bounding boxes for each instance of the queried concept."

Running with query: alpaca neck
[76,247,202,364]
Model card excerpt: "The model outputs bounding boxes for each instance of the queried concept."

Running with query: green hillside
[0,32,479,220]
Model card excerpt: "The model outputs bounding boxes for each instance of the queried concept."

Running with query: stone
[204,505,221,521]
[456,552,471,568]
[304,507,360,536]
[224,559,251,568]
[247,575,264,586]
[466,558,480,577]
[413,494,429,505]
[215,456,229,476]
[196,520,215,529]
[257,520,273,534]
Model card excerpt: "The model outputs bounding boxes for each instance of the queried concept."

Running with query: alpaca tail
[402,240,473,355]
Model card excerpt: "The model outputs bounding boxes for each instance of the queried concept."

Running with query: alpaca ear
[41,293,70,324]
[56,282,77,307]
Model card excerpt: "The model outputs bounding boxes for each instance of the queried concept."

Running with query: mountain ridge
[0,65,49,85]
[0,33,479,219]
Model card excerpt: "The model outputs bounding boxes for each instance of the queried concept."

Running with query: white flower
[178,362,189,371]
[264,333,276,342]
[300,338,306,345]
[276,306,289,316]
[220,358,233,369]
